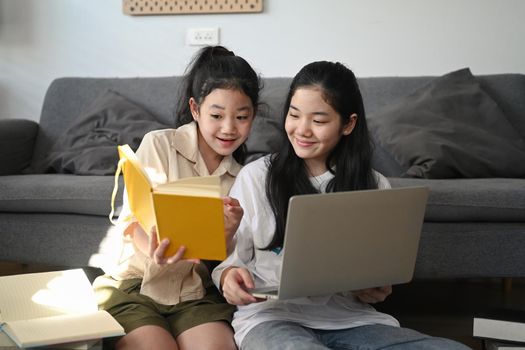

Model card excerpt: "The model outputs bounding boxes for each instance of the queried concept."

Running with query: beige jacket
[111,122,241,305]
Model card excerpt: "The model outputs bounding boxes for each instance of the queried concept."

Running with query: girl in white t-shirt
[213,61,471,350]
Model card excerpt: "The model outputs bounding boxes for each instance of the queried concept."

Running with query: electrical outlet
[187,27,220,46]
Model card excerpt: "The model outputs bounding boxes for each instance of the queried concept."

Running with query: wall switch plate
[187,27,220,46]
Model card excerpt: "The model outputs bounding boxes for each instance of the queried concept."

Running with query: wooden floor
[376,277,525,349]
[2,262,524,350]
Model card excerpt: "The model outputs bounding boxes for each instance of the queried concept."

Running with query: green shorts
[94,275,235,340]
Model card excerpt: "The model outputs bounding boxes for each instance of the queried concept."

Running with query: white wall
[1,0,524,121]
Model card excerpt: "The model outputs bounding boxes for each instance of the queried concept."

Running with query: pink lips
[295,138,315,147]
[217,137,236,147]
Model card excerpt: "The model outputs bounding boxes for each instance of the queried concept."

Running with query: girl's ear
[189,97,199,121]
[342,113,358,136]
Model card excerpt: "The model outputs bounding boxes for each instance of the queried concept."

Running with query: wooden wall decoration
[123,0,263,15]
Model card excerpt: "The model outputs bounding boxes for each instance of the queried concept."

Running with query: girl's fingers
[148,225,201,265]
[165,245,185,264]
[148,226,159,259]
[223,196,240,207]
[236,267,255,289]
[223,268,258,305]
[152,238,168,264]
[225,285,257,305]
[354,286,392,303]
[164,246,200,265]
[185,258,201,264]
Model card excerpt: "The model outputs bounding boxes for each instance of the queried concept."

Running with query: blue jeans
[241,321,472,350]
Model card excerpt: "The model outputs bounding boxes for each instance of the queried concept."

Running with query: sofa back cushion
[359,73,525,138]
[359,73,525,177]
[477,74,525,139]
[367,69,525,178]
[32,73,525,175]
[245,78,289,162]
[33,89,171,175]
[32,77,183,169]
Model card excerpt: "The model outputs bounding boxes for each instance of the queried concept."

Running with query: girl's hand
[221,267,258,305]
[223,197,243,252]
[353,285,392,304]
[148,226,200,265]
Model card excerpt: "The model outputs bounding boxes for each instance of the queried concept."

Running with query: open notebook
[0,269,124,348]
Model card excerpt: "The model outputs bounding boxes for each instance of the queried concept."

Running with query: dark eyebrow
[289,104,329,116]
[236,106,252,112]
[210,104,252,112]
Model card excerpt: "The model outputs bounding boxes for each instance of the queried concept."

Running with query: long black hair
[264,61,378,250]
[175,46,261,164]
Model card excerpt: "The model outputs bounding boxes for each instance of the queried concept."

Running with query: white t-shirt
[212,156,400,346]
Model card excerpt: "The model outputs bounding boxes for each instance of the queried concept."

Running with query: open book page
[2,311,123,348]
[0,312,15,348]
[0,269,124,348]
[1,324,101,350]
[156,175,221,197]
[0,270,97,322]
[0,334,17,349]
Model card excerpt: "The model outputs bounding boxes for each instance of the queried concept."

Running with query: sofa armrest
[0,119,39,175]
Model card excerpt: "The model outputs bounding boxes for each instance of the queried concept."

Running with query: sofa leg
[502,277,513,294]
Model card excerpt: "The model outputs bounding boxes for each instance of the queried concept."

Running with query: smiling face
[190,88,255,172]
[285,87,356,176]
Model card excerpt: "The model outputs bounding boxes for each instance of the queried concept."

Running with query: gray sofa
[1,71,524,279]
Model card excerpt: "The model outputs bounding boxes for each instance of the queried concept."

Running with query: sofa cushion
[390,177,525,222]
[32,89,169,175]
[31,77,181,167]
[245,114,283,163]
[478,74,525,140]
[371,141,407,177]
[245,78,289,162]
[0,174,122,217]
[368,68,525,179]
[0,119,39,175]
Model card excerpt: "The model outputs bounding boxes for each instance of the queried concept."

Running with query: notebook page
[3,311,124,348]
[0,269,97,322]
[0,320,16,347]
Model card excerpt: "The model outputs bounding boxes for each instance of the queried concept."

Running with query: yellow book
[117,144,227,261]
[0,269,124,349]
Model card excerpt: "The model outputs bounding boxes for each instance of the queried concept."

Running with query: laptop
[250,186,429,300]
